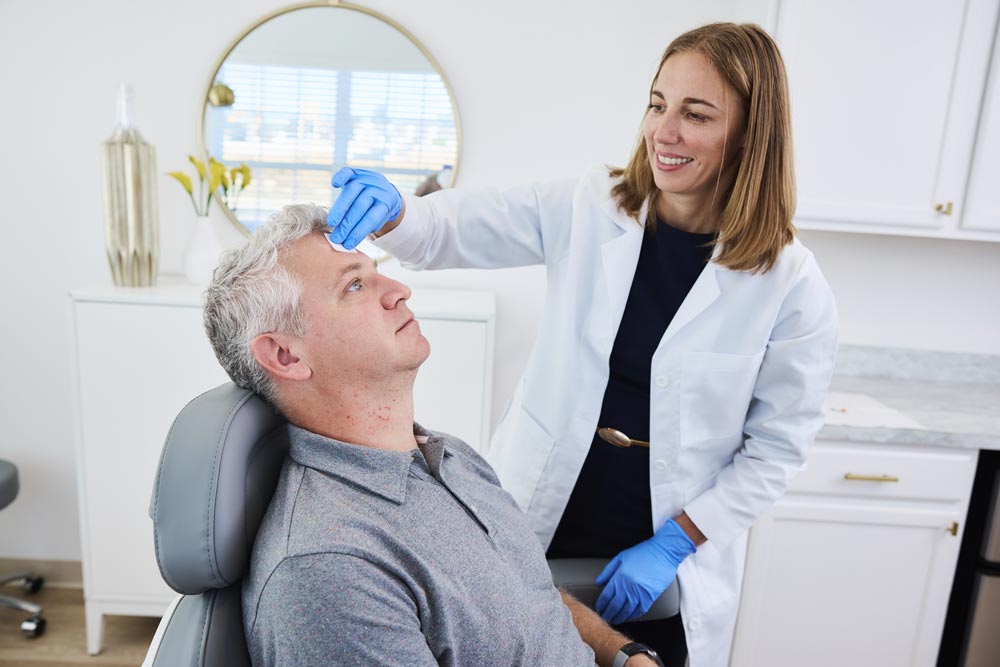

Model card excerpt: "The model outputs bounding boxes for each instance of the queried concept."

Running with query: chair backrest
[144,382,676,667]
[0,459,18,510]
[148,383,289,667]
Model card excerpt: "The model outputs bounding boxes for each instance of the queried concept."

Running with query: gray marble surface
[818,345,1000,451]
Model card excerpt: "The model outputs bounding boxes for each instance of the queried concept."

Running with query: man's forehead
[287,231,375,271]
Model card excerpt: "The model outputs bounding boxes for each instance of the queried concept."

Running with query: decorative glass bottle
[101,83,159,286]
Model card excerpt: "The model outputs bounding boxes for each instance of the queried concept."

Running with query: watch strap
[613,641,663,667]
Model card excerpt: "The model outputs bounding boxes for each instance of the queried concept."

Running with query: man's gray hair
[204,203,329,404]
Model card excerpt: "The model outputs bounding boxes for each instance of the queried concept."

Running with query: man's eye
[346,278,363,293]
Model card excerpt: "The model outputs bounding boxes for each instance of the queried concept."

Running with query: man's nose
[380,275,412,308]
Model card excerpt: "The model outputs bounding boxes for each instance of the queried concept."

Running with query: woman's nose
[653,112,681,144]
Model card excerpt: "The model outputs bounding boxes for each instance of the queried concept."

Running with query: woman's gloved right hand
[326,167,403,249]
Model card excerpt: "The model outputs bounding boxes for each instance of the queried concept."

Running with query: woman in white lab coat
[326,22,838,667]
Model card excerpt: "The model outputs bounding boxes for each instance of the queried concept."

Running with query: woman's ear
[251,333,312,382]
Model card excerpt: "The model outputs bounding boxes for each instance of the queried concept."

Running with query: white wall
[0,0,997,562]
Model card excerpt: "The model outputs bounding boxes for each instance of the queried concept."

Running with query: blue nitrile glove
[327,167,403,250]
[594,518,697,625]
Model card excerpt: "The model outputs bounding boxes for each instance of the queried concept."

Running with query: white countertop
[818,346,1000,451]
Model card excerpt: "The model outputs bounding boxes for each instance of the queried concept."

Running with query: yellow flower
[188,155,206,181]
[170,154,253,215]
[167,171,193,196]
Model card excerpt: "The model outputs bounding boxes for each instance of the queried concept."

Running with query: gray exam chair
[0,459,46,638]
[142,382,677,667]
[143,384,287,667]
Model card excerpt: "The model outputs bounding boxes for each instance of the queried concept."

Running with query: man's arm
[560,591,663,667]
[249,553,438,667]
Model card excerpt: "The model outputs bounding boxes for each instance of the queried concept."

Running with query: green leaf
[167,171,193,195]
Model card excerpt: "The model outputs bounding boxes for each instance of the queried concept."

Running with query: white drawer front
[790,441,977,502]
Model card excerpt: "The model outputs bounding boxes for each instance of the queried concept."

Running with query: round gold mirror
[202,2,462,234]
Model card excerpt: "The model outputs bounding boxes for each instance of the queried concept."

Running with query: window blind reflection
[207,63,457,231]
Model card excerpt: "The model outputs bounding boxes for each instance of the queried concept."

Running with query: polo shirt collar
[287,423,452,504]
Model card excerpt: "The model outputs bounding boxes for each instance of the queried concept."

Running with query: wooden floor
[0,586,159,666]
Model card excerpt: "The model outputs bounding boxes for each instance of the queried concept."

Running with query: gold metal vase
[101,83,159,286]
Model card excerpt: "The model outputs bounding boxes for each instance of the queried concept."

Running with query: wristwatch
[613,641,665,667]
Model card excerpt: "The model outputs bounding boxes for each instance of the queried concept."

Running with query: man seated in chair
[203,204,664,667]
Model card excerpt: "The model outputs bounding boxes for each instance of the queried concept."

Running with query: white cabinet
[69,282,494,655]
[731,441,977,667]
[964,20,1000,233]
[772,0,1000,241]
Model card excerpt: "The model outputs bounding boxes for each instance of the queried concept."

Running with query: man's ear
[251,333,312,382]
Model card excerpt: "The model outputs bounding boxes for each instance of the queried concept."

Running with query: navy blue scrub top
[547,218,715,558]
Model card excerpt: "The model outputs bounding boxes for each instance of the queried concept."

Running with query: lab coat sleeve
[370,178,578,270]
[683,253,839,550]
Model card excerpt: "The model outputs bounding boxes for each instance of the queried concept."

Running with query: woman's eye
[687,112,708,122]
[346,278,363,293]
[647,103,665,113]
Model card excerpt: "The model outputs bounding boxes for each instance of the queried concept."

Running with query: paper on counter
[823,391,928,430]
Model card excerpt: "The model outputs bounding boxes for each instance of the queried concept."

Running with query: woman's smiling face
[643,50,746,210]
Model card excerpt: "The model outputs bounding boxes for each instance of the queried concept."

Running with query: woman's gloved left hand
[594,518,696,625]
[327,167,403,249]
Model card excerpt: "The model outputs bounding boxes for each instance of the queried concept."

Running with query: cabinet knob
[844,473,899,483]
[935,202,954,215]
[948,521,959,536]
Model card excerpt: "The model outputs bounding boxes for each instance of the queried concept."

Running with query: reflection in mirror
[203,5,460,233]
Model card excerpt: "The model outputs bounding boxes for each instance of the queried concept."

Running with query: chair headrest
[150,383,289,594]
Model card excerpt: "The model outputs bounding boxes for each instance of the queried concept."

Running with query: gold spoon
[597,428,650,448]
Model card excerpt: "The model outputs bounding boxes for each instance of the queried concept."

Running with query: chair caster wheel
[23,576,44,594]
[21,615,46,638]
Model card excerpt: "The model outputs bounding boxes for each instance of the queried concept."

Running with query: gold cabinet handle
[844,473,899,483]
[935,202,954,215]
[948,522,959,536]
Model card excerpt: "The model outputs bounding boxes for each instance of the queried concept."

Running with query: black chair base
[0,572,46,638]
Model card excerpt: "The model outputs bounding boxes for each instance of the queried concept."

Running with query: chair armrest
[548,558,680,621]
[141,595,183,667]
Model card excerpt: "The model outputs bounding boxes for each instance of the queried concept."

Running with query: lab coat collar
[597,187,725,346]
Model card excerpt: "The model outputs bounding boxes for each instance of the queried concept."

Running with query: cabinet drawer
[789,441,977,502]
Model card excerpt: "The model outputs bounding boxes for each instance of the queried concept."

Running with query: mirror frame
[200,0,463,236]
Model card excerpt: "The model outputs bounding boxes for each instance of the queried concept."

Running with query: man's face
[284,231,430,389]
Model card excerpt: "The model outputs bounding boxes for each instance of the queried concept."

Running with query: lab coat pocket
[683,471,717,504]
[495,406,558,512]
[680,350,765,446]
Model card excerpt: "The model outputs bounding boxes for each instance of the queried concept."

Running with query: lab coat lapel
[595,199,644,338]
[660,257,723,347]
[600,230,642,321]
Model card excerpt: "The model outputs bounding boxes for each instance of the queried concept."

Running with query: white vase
[183,217,226,285]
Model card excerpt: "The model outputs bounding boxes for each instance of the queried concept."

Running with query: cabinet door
[73,301,229,604]
[774,0,998,235]
[413,318,491,451]
[963,15,1000,233]
[731,498,964,667]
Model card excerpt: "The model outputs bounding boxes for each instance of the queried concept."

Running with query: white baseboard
[0,558,82,588]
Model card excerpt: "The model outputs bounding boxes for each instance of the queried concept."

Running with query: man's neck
[283,379,418,452]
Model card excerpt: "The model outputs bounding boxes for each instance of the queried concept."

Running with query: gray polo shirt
[243,423,596,666]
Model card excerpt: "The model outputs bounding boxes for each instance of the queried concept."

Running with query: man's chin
[414,338,431,367]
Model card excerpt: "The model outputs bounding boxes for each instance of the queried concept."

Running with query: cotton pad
[326,234,357,253]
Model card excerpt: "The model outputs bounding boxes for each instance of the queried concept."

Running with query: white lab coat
[373,167,839,667]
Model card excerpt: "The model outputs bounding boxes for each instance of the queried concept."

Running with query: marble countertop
[817,346,1000,451]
